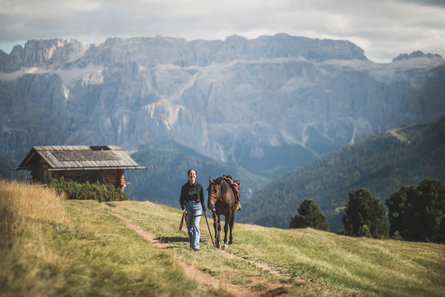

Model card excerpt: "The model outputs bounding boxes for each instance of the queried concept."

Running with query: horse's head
[207,177,221,211]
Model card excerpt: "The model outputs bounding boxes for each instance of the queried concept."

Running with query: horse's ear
[209,177,213,184]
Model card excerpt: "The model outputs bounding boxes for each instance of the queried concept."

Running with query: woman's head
[187,169,197,184]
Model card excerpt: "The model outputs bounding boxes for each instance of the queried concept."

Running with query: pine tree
[386,178,445,243]
[342,188,389,238]
[289,199,330,231]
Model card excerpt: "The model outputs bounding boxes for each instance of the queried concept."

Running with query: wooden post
[120,170,126,191]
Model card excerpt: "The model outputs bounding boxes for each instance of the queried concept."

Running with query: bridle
[207,181,221,212]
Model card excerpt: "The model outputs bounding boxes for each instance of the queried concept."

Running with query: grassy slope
[1,180,444,297]
[0,181,220,297]
[114,201,444,297]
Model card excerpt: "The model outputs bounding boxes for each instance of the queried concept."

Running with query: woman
[179,169,206,251]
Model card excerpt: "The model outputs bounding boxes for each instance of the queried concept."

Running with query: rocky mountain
[1,34,445,177]
[238,117,445,231]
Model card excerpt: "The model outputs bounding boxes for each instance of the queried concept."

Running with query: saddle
[222,175,240,202]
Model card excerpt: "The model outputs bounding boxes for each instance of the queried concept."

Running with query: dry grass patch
[0,180,70,224]
[0,180,228,297]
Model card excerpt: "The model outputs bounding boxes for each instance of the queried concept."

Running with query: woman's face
[188,170,197,184]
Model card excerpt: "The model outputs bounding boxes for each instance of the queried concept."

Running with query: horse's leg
[213,213,221,248]
[217,215,222,248]
[229,213,235,245]
[223,217,229,248]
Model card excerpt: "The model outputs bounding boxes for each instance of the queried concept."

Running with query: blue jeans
[185,203,203,249]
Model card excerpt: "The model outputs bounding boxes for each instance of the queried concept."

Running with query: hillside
[125,141,270,205]
[0,153,15,178]
[0,153,27,181]
[240,117,445,231]
[1,180,444,297]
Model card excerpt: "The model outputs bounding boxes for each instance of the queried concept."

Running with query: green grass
[233,226,444,296]
[110,201,445,297]
[1,180,444,297]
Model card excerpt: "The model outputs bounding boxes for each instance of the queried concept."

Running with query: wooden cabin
[17,145,145,190]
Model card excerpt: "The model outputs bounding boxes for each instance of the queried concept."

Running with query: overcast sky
[0,0,444,63]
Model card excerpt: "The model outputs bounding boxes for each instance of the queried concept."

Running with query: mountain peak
[224,35,248,42]
[0,38,89,72]
[392,50,442,62]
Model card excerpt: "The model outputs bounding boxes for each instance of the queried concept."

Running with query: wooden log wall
[101,169,125,189]
[51,169,125,189]
[30,158,47,183]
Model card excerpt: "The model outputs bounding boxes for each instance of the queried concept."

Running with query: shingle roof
[18,145,146,171]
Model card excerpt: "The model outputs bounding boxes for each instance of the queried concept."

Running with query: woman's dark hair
[187,169,197,176]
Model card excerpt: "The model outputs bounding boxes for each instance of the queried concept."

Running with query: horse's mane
[211,176,230,192]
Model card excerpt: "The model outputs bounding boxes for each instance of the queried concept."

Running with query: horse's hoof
[222,244,228,249]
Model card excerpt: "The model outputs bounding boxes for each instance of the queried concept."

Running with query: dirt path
[111,212,299,297]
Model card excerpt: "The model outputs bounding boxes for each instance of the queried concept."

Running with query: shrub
[391,231,404,241]
[358,225,371,238]
[49,177,128,202]
[289,199,330,231]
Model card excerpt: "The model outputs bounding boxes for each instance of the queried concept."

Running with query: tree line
[289,178,445,243]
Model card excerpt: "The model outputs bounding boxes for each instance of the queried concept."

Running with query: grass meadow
[1,179,444,296]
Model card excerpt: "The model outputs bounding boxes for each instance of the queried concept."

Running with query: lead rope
[204,212,215,248]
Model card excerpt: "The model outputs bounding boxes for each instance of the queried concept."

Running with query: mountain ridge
[0,34,367,72]
[1,34,444,177]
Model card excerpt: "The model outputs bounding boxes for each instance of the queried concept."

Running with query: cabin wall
[29,157,48,183]
[102,169,125,189]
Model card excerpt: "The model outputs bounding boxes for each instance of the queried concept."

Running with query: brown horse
[207,176,237,248]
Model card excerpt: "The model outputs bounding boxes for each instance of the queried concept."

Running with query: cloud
[0,0,444,62]
[396,0,445,7]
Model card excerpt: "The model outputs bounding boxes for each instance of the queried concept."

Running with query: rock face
[1,34,444,176]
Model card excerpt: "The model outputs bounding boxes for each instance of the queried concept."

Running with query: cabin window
[90,146,111,151]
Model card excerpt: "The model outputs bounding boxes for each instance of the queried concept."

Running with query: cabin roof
[17,145,145,171]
